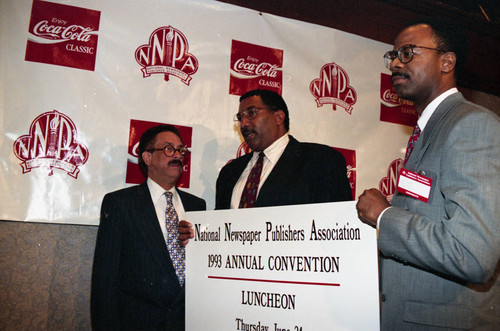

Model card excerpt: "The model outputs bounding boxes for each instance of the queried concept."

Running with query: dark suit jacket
[91,182,206,331]
[215,135,352,209]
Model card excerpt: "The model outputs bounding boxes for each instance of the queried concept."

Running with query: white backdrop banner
[186,201,380,330]
[0,0,414,225]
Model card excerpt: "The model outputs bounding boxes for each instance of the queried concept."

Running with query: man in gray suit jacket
[356,18,500,329]
[91,125,205,330]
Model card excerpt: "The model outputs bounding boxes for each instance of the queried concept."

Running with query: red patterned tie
[404,124,421,165]
[239,152,265,208]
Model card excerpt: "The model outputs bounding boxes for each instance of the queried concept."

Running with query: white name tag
[397,168,432,202]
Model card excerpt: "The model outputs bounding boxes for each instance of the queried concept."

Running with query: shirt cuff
[376,206,392,237]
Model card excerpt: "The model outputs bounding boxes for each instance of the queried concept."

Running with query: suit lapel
[411,93,463,167]
[176,187,195,211]
[133,182,172,265]
[232,154,253,186]
[256,136,299,205]
[223,154,252,207]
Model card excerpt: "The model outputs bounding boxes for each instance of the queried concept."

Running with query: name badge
[397,168,432,202]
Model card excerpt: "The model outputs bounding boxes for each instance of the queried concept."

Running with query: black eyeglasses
[233,107,268,126]
[147,144,190,157]
[383,44,444,69]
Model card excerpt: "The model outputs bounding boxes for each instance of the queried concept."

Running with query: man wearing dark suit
[356,18,500,329]
[91,125,206,330]
[216,89,352,209]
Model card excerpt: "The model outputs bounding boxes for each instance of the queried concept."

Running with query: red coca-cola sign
[380,73,417,126]
[25,0,100,71]
[229,40,283,96]
[126,119,192,187]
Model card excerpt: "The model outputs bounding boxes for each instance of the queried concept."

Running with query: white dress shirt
[230,134,290,209]
[147,177,186,244]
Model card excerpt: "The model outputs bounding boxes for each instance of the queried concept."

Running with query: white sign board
[186,201,380,330]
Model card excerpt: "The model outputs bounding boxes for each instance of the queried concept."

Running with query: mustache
[168,159,183,167]
[241,128,255,137]
[392,72,410,79]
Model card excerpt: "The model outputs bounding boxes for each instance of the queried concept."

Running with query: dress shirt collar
[418,88,458,131]
[256,133,289,165]
[147,177,177,202]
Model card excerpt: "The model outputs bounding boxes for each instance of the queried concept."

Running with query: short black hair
[240,89,290,131]
[406,17,468,79]
[138,124,182,176]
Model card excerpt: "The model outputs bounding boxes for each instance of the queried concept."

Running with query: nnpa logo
[310,62,357,114]
[379,158,404,203]
[135,26,198,85]
[13,110,89,178]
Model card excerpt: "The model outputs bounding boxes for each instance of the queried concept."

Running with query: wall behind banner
[1,0,499,329]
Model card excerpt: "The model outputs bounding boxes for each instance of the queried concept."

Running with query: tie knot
[164,191,173,202]
[413,124,421,136]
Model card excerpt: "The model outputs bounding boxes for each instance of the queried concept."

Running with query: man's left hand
[178,220,195,246]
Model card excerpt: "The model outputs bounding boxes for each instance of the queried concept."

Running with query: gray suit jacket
[378,93,500,330]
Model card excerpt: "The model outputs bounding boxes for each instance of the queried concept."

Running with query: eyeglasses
[233,107,268,126]
[147,144,190,157]
[383,44,444,69]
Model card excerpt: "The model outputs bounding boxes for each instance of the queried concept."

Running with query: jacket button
[381,294,386,302]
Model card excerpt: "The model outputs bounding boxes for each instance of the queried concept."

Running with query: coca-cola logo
[310,62,357,114]
[380,73,417,126]
[13,110,89,178]
[229,40,283,96]
[382,89,414,106]
[232,58,280,79]
[135,26,198,85]
[25,1,100,71]
[379,158,404,203]
[31,20,96,42]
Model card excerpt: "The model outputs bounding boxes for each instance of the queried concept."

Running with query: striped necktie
[404,124,421,165]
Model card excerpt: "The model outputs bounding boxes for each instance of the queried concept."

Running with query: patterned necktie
[239,152,265,208]
[164,191,185,285]
[404,124,421,165]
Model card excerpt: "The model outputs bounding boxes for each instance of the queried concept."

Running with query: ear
[441,52,456,75]
[273,110,285,126]
[142,151,152,167]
